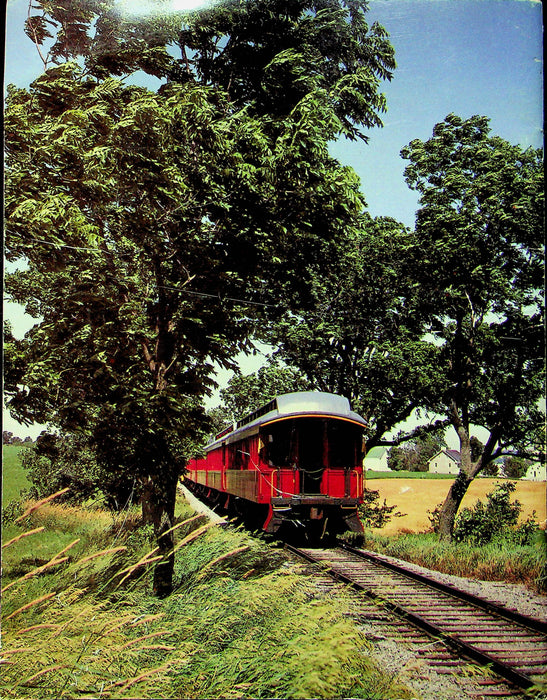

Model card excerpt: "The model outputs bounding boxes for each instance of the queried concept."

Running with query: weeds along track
[287,543,547,696]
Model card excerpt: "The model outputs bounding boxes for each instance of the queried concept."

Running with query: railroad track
[287,543,547,695]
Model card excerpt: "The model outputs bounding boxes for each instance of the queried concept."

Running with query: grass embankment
[2,451,411,700]
[358,530,547,593]
[359,476,547,592]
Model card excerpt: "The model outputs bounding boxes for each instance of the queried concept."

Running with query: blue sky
[3,0,544,437]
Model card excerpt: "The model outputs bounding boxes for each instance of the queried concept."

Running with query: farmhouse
[428,449,461,475]
[364,446,391,472]
[522,463,547,481]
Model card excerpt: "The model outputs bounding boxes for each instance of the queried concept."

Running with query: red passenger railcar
[184,391,367,539]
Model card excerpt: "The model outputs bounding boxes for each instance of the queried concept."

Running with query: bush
[359,488,403,528]
[453,481,538,546]
[22,431,137,510]
[1,498,25,525]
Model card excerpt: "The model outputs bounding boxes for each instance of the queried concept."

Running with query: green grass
[2,444,33,507]
[1,509,411,699]
[365,469,456,479]
[360,530,547,592]
[1,462,412,699]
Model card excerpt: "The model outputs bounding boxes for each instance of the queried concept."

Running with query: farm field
[368,478,546,534]
[2,444,32,506]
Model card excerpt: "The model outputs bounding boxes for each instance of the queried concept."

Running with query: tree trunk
[437,470,473,540]
[141,470,179,597]
[436,396,480,541]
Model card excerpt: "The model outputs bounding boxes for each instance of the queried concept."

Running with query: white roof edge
[205,391,367,450]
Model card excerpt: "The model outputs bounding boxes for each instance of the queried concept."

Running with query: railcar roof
[207,391,367,450]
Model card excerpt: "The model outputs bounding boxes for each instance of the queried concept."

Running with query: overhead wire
[10,236,275,308]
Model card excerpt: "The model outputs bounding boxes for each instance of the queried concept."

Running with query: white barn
[364,446,391,472]
[428,449,461,475]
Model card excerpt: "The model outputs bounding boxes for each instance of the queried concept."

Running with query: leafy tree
[401,114,545,540]
[203,406,233,443]
[502,456,529,480]
[4,0,395,594]
[22,431,136,509]
[263,214,446,447]
[219,359,311,419]
[386,445,416,472]
[481,461,499,477]
[387,433,446,472]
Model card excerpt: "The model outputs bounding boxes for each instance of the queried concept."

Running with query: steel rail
[341,542,547,636]
[286,544,545,691]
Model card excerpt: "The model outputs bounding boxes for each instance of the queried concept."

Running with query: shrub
[359,488,404,528]
[2,498,25,525]
[453,481,538,546]
[21,431,136,510]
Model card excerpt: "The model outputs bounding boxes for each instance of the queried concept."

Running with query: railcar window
[228,441,250,469]
[328,421,361,468]
[259,423,294,467]
[259,419,362,470]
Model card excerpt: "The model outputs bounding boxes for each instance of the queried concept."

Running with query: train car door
[297,418,326,494]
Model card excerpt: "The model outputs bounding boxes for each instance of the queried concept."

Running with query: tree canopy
[219,359,311,419]
[401,113,544,538]
[262,213,446,448]
[263,113,544,541]
[4,0,395,594]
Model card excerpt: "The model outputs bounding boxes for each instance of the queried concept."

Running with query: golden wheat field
[367,478,546,534]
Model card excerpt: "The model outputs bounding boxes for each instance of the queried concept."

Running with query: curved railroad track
[287,543,547,694]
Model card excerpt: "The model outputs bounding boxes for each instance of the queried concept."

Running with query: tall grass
[1,494,411,699]
[361,530,547,592]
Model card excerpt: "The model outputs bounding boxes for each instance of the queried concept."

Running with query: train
[184,391,367,541]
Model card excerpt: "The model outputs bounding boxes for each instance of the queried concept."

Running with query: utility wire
[12,237,275,308]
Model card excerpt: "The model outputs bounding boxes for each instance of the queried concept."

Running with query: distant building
[428,449,461,475]
[522,463,547,481]
[364,446,391,472]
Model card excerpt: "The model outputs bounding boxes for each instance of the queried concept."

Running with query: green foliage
[401,115,544,458]
[264,215,447,448]
[387,433,447,472]
[219,358,311,419]
[400,114,544,539]
[177,0,396,139]
[21,431,136,510]
[358,488,403,528]
[5,0,396,595]
[502,456,530,479]
[23,0,395,141]
[452,481,539,546]
[1,496,409,699]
